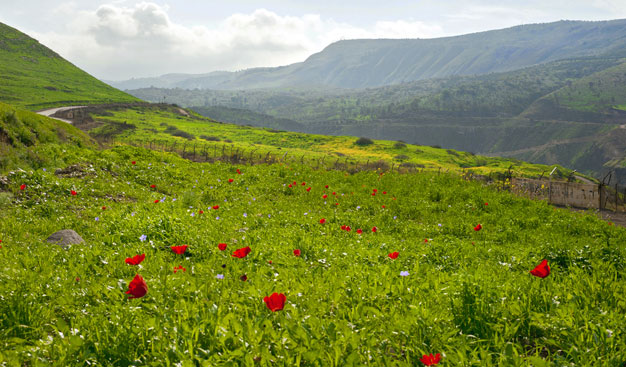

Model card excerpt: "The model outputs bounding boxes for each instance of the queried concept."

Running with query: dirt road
[36,106,86,124]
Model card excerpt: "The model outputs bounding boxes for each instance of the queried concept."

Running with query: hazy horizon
[1,0,625,80]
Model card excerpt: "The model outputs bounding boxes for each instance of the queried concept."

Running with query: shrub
[200,135,221,142]
[394,142,407,149]
[355,137,374,146]
[394,154,410,160]
[171,130,195,140]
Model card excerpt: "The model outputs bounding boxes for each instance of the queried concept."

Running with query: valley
[1,14,626,366]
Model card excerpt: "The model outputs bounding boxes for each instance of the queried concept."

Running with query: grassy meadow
[87,105,578,179]
[0,141,625,366]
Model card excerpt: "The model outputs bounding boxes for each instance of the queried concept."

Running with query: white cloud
[29,2,444,80]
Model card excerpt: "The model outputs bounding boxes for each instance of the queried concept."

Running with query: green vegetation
[130,56,626,182]
[0,102,94,170]
[82,104,574,178]
[1,141,625,365]
[0,22,139,110]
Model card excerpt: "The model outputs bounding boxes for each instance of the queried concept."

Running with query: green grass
[0,102,94,170]
[0,143,625,366]
[0,22,139,110]
[89,104,577,179]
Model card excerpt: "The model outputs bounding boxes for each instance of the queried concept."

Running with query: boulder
[46,229,84,249]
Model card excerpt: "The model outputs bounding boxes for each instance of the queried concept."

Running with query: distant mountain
[129,55,626,181]
[111,19,626,90]
[0,22,139,110]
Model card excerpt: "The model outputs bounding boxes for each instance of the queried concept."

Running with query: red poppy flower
[325,185,329,189]
[319,218,326,224]
[372,193,376,196]
[154,199,159,203]
[268,260,273,264]
[131,161,136,165]
[102,206,107,210]
[332,192,336,195]
[301,182,306,186]
[322,194,328,199]
[306,187,311,192]
[173,265,186,273]
[357,229,363,234]
[71,190,77,196]
[126,274,148,299]
[484,202,488,206]
[373,189,378,193]
[264,292,286,312]
[424,239,429,243]
[383,191,387,194]
[228,178,234,183]
[372,226,378,233]
[335,202,339,206]
[382,205,386,208]
[474,224,482,231]
[218,243,227,251]
[341,225,346,230]
[293,249,301,257]
[199,210,204,214]
[232,246,251,258]
[212,205,219,210]
[420,353,441,366]
[236,169,241,174]
[345,226,351,232]
[388,252,399,259]
[125,253,145,265]
[240,274,248,281]
[171,245,188,255]
[20,184,26,191]
[530,259,550,278]
[292,181,297,185]
[150,184,156,188]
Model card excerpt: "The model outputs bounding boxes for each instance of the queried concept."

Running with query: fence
[98,136,626,212]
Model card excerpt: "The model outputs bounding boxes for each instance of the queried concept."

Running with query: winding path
[36,106,86,124]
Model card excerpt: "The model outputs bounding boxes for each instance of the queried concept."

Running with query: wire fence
[96,136,626,213]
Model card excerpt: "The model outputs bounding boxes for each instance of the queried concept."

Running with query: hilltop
[111,19,626,90]
[0,22,139,110]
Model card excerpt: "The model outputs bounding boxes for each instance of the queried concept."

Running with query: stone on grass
[46,229,84,249]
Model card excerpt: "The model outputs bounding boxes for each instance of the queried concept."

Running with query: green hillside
[0,102,94,170]
[524,61,626,118]
[74,103,578,179]
[0,22,139,110]
[129,56,626,180]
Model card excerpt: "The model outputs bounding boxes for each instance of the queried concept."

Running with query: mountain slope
[0,22,140,110]
[111,19,626,90]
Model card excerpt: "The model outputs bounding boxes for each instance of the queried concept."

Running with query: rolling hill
[111,19,626,90]
[129,55,626,182]
[0,22,139,110]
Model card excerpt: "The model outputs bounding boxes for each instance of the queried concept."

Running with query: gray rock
[46,230,84,249]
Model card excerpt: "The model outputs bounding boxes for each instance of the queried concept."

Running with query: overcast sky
[1,0,625,81]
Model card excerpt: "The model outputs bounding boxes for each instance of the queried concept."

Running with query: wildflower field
[1,144,625,366]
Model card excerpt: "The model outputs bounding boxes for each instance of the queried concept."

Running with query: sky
[1,0,626,81]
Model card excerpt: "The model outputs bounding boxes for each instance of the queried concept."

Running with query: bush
[171,130,195,140]
[200,135,221,142]
[355,137,374,146]
[394,142,407,149]
[394,154,410,160]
